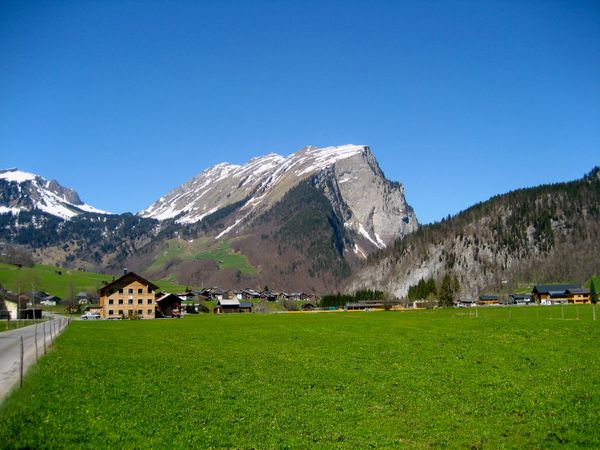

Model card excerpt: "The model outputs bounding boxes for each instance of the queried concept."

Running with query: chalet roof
[509,294,532,299]
[243,289,261,296]
[218,299,240,307]
[156,293,182,303]
[532,284,579,295]
[98,272,159,294]
[479,295,499,301]
[566,288,590,295]
[239,302,253,308]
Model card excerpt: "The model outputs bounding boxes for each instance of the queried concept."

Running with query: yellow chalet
[98,271,159,319]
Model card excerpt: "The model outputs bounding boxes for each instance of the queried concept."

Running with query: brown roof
[98,272,159,295]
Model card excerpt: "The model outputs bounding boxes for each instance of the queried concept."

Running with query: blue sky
[1,1,598,224]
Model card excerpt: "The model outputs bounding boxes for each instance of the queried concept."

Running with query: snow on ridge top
[294,144,367,176]
[0,168,37,183]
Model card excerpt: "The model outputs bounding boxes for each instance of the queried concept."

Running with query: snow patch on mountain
[0,168,111,219]
[139,144,418,249]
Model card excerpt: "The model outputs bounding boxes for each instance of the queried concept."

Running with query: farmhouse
[566,288,591,304]
[214,299,240,314]
[478,295,500,306]
[98,271,159,319]
[531,284,583,304]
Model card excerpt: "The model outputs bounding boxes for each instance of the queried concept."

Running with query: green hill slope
[0,263,191,299]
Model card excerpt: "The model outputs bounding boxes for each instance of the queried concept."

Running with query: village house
[98,271,159,319]
[508,294,533,305]
[176,291,195,301]
[532,284,580,304]
[156,293,182,318]
[214,299,240,314]
[566,288,591,304]
[214,298,253,314]
[455,298,477,308]
[477,295,500,306]
[76,292,91,304]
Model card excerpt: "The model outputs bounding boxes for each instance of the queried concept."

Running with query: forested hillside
[349,168,600,298]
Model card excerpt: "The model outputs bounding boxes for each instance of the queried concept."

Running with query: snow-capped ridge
[0,168,112,219]
[139,144,418,250]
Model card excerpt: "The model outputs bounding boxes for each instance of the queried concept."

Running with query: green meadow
[147,237,256,276]
[0,307,598,448]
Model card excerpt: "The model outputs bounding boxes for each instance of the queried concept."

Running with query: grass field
[0,307,598,448]
[0,263,191,299]
[147,237,257,276]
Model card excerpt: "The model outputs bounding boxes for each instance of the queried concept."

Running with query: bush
[185,304,198,314]
[196,303,210,314]
[283,300,299,311]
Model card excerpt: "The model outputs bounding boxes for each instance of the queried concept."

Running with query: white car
[80,313,101,320]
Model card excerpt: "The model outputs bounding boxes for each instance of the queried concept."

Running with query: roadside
[0,316,69,404]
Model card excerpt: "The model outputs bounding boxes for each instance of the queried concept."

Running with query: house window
[137,310,143,315]
[128,299,133,305]
[118,299,123,305]
[148,299,153,304]
[147,309,153,314]
[138,299,143,304]
[138,288,143,294]
[109,299,114,305]
[108,310,114,315]
[118,288,123,294]
[118,310,123,315]
[128,288,133,294]
[148,288,153,294]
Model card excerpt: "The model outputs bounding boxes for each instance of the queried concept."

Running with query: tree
[591,278,599,304]
[439,273,459,307]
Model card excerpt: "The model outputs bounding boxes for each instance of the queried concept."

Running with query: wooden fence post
[20,336,24,388]
[35,323,38,361]
[43,322,47,355]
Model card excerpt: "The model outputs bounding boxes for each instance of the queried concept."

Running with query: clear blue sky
[1,1,598,224]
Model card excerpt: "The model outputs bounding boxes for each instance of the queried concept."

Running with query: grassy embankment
[0,263,192,300]
[0,306,598,448]
[0,319,46,332]
[147,238,257,275]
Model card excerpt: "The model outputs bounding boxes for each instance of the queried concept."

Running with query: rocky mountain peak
[0,168,109,219]
[139,144,418,255]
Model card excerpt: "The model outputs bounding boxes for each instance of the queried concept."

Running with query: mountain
[0,168,109,219]
[140,145,418,253]
[0,146,418,292]
[348,167,600,299]
[129,145,418,291]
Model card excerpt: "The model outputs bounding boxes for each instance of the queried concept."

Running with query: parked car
[80,313,101,320]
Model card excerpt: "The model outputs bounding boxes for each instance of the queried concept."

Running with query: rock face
[0,168,109,219]
[140,145,418,254]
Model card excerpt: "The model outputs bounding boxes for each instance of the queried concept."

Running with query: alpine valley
[1,147,598,296]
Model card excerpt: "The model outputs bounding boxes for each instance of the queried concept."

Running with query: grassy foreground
[1,307,599,448]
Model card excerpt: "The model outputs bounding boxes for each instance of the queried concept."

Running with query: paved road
[0,317,69,403]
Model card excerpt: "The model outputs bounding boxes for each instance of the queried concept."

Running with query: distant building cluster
[455,284,592,308]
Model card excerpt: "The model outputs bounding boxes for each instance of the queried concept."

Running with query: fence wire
[0,317,70,402]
